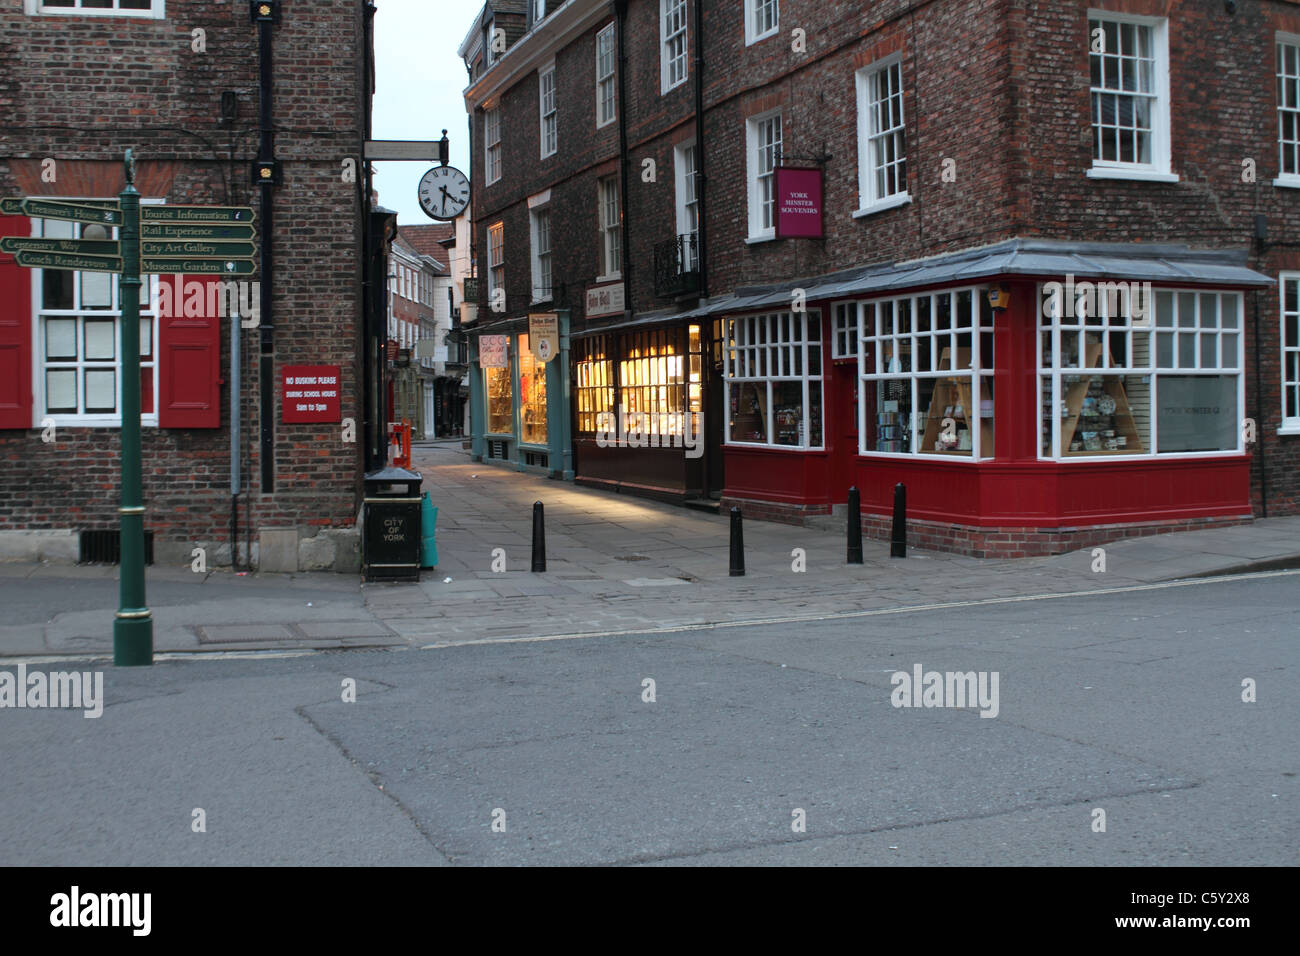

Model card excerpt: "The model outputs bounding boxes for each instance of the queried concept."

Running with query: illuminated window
[724,311,822,448]
[518,333,547,445]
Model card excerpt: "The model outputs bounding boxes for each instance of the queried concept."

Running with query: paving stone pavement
[2,441,1298,658]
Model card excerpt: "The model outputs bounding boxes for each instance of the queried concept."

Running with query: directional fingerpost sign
[140,240,257,259]
[139,257,257,276]
[14,250,125,273]
[0,236,121,257]
[141,223,256,240]
[21,198,123,226]
[141,205,255,223]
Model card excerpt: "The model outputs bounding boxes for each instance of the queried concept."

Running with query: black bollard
[890,483,907,558]
[729,506,745,577]
[531,500,546,572]
[847,486,863,564]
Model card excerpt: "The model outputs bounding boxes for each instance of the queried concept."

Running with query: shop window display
[518,333,548,446]
[485,364,513,435]
[723,311,823,448]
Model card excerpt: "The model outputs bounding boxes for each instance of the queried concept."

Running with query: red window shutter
[158,275,222,428]
[0,214,33,430]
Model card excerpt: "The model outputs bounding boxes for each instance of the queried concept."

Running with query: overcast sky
[371,0,474,225]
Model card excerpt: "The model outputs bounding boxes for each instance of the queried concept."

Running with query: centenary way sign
[0,236,121,257]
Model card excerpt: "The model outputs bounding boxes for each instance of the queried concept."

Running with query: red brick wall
[0,0,369,566]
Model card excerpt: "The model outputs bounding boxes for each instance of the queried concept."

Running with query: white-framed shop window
[539,64,557,159]
[1086,11,1176,182]
[484,106,502,185]
[31,216,159,427]
[1276,34,1300,187]
[855,54,910,216]
[1038,283,1244,457]
[831,301,859,359]
[745,0,778,46]
[660,0,688,93]
[25,0,164,17]
[723,310,823,448]
[854,288,995,459]
[745,111,782,241]
[1280,273,1300,433]
[596,23,617,128]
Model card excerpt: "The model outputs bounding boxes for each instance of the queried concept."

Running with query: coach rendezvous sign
[775,166,824,239]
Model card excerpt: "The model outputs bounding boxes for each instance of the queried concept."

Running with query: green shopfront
[469,312,573,479]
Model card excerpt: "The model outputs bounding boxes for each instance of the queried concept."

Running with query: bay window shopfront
[472,324,571,477]
[711,246,1270,553]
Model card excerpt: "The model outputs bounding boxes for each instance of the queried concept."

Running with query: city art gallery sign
[775,166,824,239]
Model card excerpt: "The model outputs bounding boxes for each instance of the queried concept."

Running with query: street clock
[418,165,470,221]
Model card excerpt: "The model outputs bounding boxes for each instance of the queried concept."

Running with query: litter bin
[362,466,423,582]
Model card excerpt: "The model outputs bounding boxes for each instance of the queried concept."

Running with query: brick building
[0,0,389,571]
[398,222,467,437]
[457,0,1300,556]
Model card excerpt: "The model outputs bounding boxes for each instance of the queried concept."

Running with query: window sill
[745,29,779,46]
[745,234,777,245]
[1278,423,1300,436]
[661,78,688,96]
[1272,176,1300,190]
[596,117,616,131]
[594,274,622,284]
[853,193,912,218]
[1085,167,1179,183]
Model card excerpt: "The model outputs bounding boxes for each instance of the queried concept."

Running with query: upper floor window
[485,107,502,185]
[674,141,700,271]
[26,0,163,16]
[487,222,505,310]
[598,176,622,280]
[745,111,782,241]
[661,0,688,94]
[1281,274,1300,432]
[596,24,618,128]
[531,204,552,303]
[1277,36,1300,186]
[1088,13,1175,182]
[539,65,557,159]
[745,0,778,45]
[531,0,548,25]
[855,55,909,215]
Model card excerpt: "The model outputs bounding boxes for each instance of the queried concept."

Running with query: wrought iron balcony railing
[653,233,700,298]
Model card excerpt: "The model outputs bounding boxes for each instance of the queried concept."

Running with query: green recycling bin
[420,492,438,569]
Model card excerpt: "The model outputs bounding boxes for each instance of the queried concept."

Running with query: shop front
[705,240,1272,554]
[469,313,572,478]
[571,322,712,501]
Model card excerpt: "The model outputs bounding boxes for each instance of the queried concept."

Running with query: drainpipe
[614,0,631,308]
[693,0,707,299]
[255,4,278,495]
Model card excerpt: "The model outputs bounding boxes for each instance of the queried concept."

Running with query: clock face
[418,165,470,221]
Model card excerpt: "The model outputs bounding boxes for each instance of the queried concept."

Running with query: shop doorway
[830,361,859,504]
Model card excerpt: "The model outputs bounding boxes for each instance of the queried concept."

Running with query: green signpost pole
[113,150,152,666]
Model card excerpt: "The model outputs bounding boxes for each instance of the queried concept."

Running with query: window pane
[46,318,77,359]
[46,369,77,413]
[84,369,116,413]
[85,319,115,360]
[1156,376,1237,452]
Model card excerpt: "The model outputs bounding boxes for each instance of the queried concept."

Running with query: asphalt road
[1,572,1295,866]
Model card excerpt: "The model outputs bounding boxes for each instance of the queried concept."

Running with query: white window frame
[484,106,502,186]
[745,0,779,46]
[596,23,618,129]
[674,140,700,272]
[1275,34,1300,188]
[854,288,994,459]
[660,0,688,94]
[831,302,859,360]
[854,54,911,217]
[530,201,553,304]
[29,209,162,428]
[1086,11,1177,183]
[539,64,557,159]
[745,110,782,242]
[487,222,505,309]
[1280,273,1300,433]
[1038,283,1245,458]
[598,175,622,281]
[723,310,824,449]
[24,0,164,17]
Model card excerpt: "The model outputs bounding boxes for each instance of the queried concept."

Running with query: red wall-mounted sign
[282,364,341,423]
[775,166,824,239]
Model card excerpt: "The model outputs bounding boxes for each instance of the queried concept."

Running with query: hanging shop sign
[282,364,342,423]
[586,281,625,318]
[774,166,825,239]
[528,312,559,363]
[479,334,510,368]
